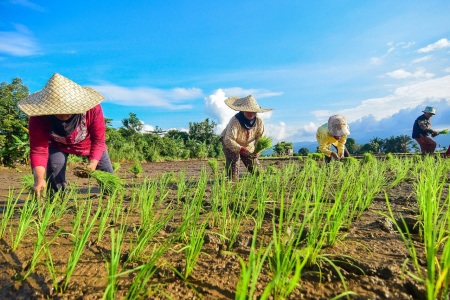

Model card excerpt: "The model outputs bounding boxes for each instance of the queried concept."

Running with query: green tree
[298,147,309,156]
[0,78,29,165]
[273,141,293,156]
[345,137,360,154]
[188,118,221,158]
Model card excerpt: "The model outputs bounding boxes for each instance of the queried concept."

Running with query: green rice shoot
[90,170,124,194]
[254,136,273,154]
[439,129,449,135]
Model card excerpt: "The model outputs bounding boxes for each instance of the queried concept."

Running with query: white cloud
[412,55,431,64]
[385,68,434,79]
[337,75,450,123]
[92,84,202,109]
[418,38,450,53]
[444,67,450,73]
[0,24,39,56]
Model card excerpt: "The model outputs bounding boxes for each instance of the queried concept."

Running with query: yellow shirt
[316,123,347,157]
[221,115,265,153]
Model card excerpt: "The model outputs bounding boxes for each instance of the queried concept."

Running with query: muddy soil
[0,158,428,299]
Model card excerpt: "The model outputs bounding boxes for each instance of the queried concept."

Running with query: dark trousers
[47,147,113,192]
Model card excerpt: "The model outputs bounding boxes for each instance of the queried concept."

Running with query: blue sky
[1,0,450,147]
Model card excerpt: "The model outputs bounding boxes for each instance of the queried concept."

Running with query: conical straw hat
[224,95,273,113]
[18,73,105,116]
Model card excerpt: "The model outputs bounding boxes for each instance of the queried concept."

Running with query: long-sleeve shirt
[412,114,433,139]
[29,104,107,168]
[316,123,347,157]
[221,115,265,153]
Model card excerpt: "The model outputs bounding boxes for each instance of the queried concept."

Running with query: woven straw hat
[328,114,350,137]
[224,95,273,113]
[422,106,436,115]
[18,73,105,116]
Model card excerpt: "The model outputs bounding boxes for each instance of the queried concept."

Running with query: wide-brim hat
[422,106,436,115]
[224,95,273,113]
[328,114,350,136]
[18,73,105,116]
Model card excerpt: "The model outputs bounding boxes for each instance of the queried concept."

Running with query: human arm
[87,105,107,166]
[32,166,46,197]
[418,118,438,137]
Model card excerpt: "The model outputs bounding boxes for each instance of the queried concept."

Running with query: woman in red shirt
[18,73,113,197]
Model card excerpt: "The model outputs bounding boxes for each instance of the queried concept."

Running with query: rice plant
[11,194,37,251]
[254,136,273,154]
[129,161,143,178]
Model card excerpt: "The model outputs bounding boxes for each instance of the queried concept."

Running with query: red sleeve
[87,105,107,161]
[29,116,51,168]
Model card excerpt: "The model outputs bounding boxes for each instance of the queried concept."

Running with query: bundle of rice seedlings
[439,129,449,135]
[90,170,124,194]
[73,166,124,194]
[254,136,273,154]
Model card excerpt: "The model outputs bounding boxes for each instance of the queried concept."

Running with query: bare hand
[431,131,439,137]
[330,152,340,160]
[33,178,46,197]
[241,148,256,159]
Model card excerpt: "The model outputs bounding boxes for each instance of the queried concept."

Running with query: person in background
[18,73,113,197]
[221,95,272,181]
[316,114,350,163]
[412,106,439,156]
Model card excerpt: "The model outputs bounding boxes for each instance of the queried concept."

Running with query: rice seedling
[20,173,34,191]
[112,162,121,172]
[207,159,219,177]
[0,188,21,239]
[103,225,127,300]
[73,166,124,194]
[230,224,272,300]
[96,195,116,243]
[63,202,101,291]
[129,161,143,178]
[180,219,208,279]
[11,194,37,251]
[266,193,309,299]
[23,197,60,278]
[438,129,449,135]
[362,152,376,164]
[254,136,273,154]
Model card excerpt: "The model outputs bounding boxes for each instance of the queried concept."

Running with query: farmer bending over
[412,106,439,156]
[18,73,113,197]
[316,114,350,163]
[221,95,272,181]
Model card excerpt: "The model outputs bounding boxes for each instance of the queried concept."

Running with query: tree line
[0,78,419,166]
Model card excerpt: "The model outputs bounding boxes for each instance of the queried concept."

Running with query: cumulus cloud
[418,38,450,53]
[0,24,39,56]
[204,89,276,134]
[385,68,434,79]
[92,84,203,110]
[336,75,450,123]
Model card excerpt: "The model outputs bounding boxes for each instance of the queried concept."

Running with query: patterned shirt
[316,123,347,157]
[221,115,265,153]
[29,104,107,168]
[412,114,433,139]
